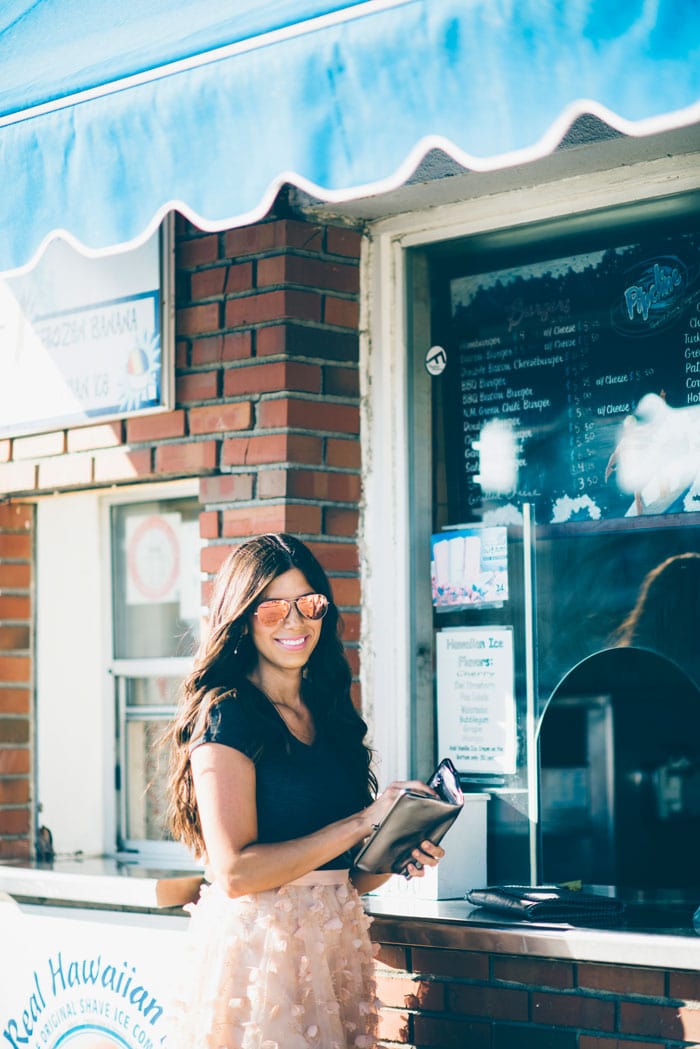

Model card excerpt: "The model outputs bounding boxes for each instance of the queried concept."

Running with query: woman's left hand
[402,839,445,879]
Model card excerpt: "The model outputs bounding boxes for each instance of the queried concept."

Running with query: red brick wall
[176,216,364,701]
[373,934,700,1048]
[0,218,362,514]
[178,215,365,688]
[0,503,33,860]
[0,213,364,855]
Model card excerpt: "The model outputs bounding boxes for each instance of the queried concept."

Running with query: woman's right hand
[361,779,438,837]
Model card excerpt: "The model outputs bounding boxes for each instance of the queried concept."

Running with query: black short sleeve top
[194,682,365,869]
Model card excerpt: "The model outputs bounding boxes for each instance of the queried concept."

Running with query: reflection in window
[612,551,700,689]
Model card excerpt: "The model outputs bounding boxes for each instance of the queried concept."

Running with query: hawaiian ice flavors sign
[431,526,508,610]
[0,903,185,1049]
[436,626,517,775]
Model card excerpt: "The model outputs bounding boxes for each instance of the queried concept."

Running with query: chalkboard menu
[448,231,700,524]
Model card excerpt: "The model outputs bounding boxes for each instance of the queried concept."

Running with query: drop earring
[234,628,247,656]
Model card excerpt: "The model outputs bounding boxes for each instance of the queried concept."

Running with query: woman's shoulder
[205,686,245,722]
[196,684,266,754]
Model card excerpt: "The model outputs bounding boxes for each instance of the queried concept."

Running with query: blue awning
[1,0,699,275]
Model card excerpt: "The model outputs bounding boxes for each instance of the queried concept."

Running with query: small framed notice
[436,626,517,775]
[431,526,508,610]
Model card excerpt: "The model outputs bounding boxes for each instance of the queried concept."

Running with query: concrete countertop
[0,855,204,909]
[365,892,700,970]
[2,858,699,970]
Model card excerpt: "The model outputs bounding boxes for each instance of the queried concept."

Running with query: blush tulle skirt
[166,870,378,1049]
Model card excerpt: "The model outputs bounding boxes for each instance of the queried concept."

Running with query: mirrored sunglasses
[253,593,329,626]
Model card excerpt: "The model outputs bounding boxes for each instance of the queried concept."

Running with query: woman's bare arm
[192,743,432,897]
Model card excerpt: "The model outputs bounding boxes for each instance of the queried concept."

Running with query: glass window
[419,194,700,888]
[110,496,201,856]
[111,500,201,659]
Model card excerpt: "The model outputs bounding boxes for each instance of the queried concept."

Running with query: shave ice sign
[0,903,186,1049]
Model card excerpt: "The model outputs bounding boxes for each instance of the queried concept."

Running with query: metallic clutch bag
[352,758,464,875]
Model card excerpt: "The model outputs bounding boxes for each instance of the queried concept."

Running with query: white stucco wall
[36,492,109,855]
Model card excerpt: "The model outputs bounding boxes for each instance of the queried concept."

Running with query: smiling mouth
[275,636,308,650]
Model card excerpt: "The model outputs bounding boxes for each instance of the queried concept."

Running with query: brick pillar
[175,217,364,702]
[0,502,34,860]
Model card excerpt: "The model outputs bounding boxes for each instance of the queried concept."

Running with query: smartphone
[427,757,463,805]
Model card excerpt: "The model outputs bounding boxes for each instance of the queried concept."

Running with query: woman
[165,533,443,1049]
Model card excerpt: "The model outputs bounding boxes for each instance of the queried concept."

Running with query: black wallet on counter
[465,885,625,923]
[352,758,464,875]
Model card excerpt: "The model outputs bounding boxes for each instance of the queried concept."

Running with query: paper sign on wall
[437,626,517,775]
[126,513,181,605]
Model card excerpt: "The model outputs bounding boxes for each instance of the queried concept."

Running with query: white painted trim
[161,214,177,414]
[35,493,106,856]
[99,476,200,506]
[110,658,194,678]
[368,152,700,247]
[359,230,412,787]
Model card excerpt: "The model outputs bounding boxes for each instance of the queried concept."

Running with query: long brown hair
[164,533,376,853]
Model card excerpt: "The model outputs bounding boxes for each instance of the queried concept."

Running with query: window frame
[360,152,700,804]
[102,478,200,866]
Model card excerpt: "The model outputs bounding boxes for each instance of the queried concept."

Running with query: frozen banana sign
[0,903,186,1049]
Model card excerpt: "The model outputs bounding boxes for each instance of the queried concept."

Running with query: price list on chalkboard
[449,231,700,524]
